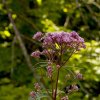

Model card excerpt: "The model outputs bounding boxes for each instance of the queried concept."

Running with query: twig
[18,14,40,31]
[85,4,100,27]
[51,77,54,99]
[64,16,70,28]
[53,69,60,100]
[2,0,38,79]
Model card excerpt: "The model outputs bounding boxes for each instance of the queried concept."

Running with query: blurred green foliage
[0,0,100,100]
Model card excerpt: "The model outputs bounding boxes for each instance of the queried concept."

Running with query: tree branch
[2,0,37,78]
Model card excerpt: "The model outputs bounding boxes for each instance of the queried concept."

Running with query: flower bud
[71,84,79,91]
[31,50,41,58]
[56,65,60,69]
[29,91,36,98]
[61,96,68,100]
[76,73,83,80]
[34,83,41,91]
[33,32,42,41]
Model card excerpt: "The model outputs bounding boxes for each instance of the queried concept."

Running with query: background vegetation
[0,0,100,100]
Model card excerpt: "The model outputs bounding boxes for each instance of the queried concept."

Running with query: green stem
[53,69,60,100]
[51,77,54,99]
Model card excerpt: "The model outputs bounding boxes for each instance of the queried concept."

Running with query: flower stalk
[53,68,60,100]
[30,31,86,100]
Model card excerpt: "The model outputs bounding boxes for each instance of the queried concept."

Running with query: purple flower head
[34,83,41,91]
[61,96,68,100]
[76,73,83,80]
[62,34,72,46]
[43,34,53,47]
[70,31,79,38]
[53,33,60,44]
[47,66,53,78]
[31,50,41,58]
[43,32,69,48]
[33,32,42,41]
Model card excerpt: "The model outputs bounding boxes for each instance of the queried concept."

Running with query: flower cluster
[30,31,85,100]
[43,31,85,50]
[76,73,83,80]
[34,83,41,91]
[31,31,85,65]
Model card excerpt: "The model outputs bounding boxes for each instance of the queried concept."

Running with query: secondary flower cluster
[64,84,80,94]
[29,83,41,99]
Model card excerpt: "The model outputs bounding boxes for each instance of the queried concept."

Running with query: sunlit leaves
[41,19,59,32]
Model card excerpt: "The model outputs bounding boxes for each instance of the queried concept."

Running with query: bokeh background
[0,0,100,100]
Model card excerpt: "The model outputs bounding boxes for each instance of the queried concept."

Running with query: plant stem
[53,69,60,100]
[51,77,54,99]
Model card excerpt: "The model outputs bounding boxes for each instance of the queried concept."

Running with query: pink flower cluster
[31,31,85,59]
[43,31,85,50]
[31,31,86,68]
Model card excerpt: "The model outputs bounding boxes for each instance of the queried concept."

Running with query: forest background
[0,0,100,100]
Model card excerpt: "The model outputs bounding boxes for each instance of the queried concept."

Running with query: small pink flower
[41,49,48,55]
[34,83,41,91]
[42,31,85,51]
[29,91,36,98]
[33,32,42,41]
[61,96,68,100]
[31,50,41,58]
[76,73,83,80]
[71,85,79,91]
